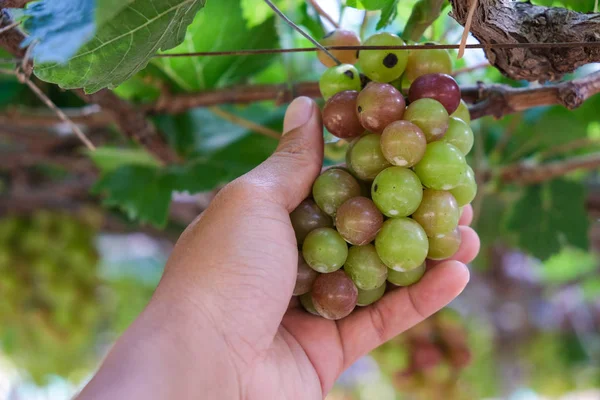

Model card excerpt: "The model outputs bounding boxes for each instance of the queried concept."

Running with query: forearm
[76,295,240,400]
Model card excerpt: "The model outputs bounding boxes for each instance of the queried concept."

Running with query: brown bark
[0,0,29,9]
[450,0,600,81]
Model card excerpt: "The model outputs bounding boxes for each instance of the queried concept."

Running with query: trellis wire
[154,41,600,58]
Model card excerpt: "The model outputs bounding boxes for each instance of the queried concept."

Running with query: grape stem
[307,0,339,29]
[263,0,341,65]
[402,0,446,42]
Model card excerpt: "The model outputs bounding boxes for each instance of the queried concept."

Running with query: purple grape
[312,270,358,320]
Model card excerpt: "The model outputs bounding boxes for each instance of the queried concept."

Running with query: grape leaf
[33,0,206,93]
[376,0,399,29]
[22,0,96,64]
[541,247,597,284]
[88,147,161,174]
[505,179,589,260]
[347,0,391,10]
[153,0,277,91]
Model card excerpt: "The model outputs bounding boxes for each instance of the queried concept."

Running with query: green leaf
[22,0,96,64]
[347,0,391,11]
[240,0,276,28]
[153,0,278,91]
[34,0,206,93]
[505,179,589,260]
[93,165,174,227]
[299,1,326,38]
[88,147,161,174]
[541,247,597,284]
[376,0,399,29]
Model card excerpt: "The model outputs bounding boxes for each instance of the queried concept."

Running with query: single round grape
[358,33,408,83]
[414,142,467,190]
[405,47,452,83]
[387,262,426,286]
[344,244,388,290]
[428,228,461,260]
[375,218,429,271]
[449,166,477,207]
[356,82,405,133]
[412,189,460,236]
[323,91,365,139]
[290,199,333,244]
[372,167,423,218]
[302,227,348,273]
[442,117,474,155]
[408,73,460,114]
[300,292,320,316]
[318,29,361,68]
[336,197,383,245]
[357,283,386,306]
[319,64,362,100]
[313,168,362,216]
[294,251,319,295]
[451,99,471,124]
[312,270,358,320]
[380,120,427,167]
[404,98,449,143]
[347,133,391,180]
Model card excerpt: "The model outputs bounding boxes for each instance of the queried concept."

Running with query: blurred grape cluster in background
[1,0,600,399]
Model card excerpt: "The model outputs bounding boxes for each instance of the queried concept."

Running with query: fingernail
[283,97,314,135]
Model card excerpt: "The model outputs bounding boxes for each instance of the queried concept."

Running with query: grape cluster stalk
[291,30,477,320]
[0,210,106,383]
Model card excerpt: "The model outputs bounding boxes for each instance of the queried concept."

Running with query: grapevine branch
[450,0,600,81]
[0,0,29,8]
[208,107,280,139]
[307,0,339,29]
[402,0,446,42]
[500,153,600,185]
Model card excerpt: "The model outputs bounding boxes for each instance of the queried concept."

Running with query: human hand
[78,97,479,400]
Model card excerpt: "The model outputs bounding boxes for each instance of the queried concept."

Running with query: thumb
[246,96,324,212]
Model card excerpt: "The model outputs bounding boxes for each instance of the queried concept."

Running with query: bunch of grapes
[291,30,477,320]
[0,210,105,383]
[373,309,472,400]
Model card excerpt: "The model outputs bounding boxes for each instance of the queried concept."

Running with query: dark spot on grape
[356,50,360,58]
[344,70,355,79]
[323,31,335,39]
[373,184,378,192]
[357,106,363,113]
[383,53,398,68]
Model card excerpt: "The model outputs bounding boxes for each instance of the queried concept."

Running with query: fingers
[244,97,324,212]
[336,260,470,369]
[459,204,473,226]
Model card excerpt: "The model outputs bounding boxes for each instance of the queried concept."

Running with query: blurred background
[1,0,600,399]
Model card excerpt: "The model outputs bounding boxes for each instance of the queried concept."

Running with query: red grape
[323,91,364,139]
[311,270,358,320]
[335,197,383,245]
[356,82,405,133]
[408,73,461,114]
[294,251,319,295]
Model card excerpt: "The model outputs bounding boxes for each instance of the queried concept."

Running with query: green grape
[442,117,474,155]
[412,189,460,236]
[428,228,461,260]
[335,197,383,245]
[290,199,334,244]
[358,33,409,83]
[300,292,321,316]
[347,133,391,180]
[380,120,427,167]
[319,64,362,100]
[375,218,429,271]
[451,100,471,124]
[357,283,386,306]
[405,47,452,83]
[414,142,467,190]
[312,270,358,320]
[294,251,319,295]
[302,227,348,273]
[449,166,477,206]
[372,167,423,218]
[403,98,449,143]
[312,168,362,216]
[387,262,426,286]
[318,29,361,67]
[344,244,388,290]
